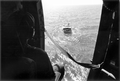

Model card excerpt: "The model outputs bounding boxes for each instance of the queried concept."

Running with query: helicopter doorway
[42,0,103,81]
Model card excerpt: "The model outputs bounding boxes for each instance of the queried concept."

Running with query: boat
[62,23,72,35]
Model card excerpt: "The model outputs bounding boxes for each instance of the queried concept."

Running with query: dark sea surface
[44,5,102,81]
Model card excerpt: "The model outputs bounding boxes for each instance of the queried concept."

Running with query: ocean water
[44,5,102,81]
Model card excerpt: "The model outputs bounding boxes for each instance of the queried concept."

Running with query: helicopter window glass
[42,0,103,81]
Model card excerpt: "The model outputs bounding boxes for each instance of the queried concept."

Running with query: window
[42,0,103,81]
